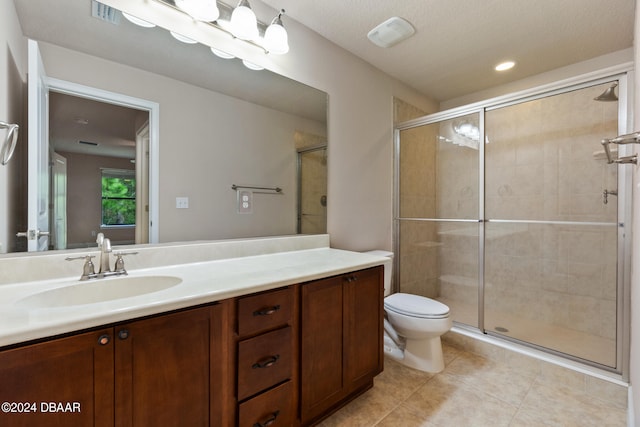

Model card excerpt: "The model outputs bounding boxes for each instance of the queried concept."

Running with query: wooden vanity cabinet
[0,327,114,427]
[115,303,228,426]
[234,286,297,427]
[0,303,229,427]
[0,265,384,427]
[300,266,384,425]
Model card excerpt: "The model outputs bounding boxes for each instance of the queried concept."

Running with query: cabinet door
[300,275,344,424]
[344,266,384,389]
[0,328,114,427]
[115,305,220,427]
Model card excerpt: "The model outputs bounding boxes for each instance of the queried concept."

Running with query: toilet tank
[362,250,393,296]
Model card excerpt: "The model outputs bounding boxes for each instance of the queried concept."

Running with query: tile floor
[318,343,628,427]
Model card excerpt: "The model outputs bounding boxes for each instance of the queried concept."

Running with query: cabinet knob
[117,329,130,340]
[253,305,281,316]
[253,410,280,427]
[344,275,358,283]
[251,354,280,369]
[98,334,111,346]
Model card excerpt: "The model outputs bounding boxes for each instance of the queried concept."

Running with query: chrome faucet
[66,234,138,281]
[96,233,112,274]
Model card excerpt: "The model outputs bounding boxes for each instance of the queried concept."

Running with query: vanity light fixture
[263,9,289,54]
[242,59,264,70]
[211,47,235,59]
[230,0,259,40]
[122,11,156,28]
[170,31,198,44]
[117,0,291,74]
[174,0,220,22]
[495,60,516,71]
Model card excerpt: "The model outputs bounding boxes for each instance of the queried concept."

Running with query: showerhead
[594,83,618,102]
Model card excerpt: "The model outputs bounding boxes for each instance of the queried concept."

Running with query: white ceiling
[49,92,144,159]
[263,0,635,101]
[12,0,636,143]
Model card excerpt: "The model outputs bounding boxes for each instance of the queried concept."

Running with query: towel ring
[0,121,19,166]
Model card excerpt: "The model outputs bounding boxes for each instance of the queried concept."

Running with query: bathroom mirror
[5,0,328,253]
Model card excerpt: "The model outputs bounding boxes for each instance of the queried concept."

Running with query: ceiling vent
[367,17,415,48]
[79,140,99,147]
[91,0,121,25]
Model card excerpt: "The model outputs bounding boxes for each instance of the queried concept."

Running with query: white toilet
[365,250,452,373]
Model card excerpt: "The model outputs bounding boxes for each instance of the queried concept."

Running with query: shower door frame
[296,144,328,234]
[393,65,633,378]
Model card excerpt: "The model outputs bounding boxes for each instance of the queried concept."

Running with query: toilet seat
[385,293,450,319]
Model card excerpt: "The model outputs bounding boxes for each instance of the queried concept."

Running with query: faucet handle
[66,255,96,280]
[113,251,138,274]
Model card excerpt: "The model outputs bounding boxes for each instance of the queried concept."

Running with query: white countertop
[0,248,389,347]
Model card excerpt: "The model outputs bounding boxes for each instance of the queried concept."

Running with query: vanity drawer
[238,381,293,427]
[237,287,293,337]
[238,327,292,401]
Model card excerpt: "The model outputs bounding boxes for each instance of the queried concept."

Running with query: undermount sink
[17,276,183,308]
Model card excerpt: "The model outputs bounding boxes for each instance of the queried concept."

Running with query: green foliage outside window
[102,176,136,226]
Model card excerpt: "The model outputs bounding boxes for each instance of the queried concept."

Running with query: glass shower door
[397,113,481,328]
[297,146,327,234]
[484,83,619,367]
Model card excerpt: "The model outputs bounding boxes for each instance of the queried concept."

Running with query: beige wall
[37,42,328,243]
[0,0,27,253]
[60,151,135,248]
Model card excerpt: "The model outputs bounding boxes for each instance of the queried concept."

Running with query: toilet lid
[384,293,450,319]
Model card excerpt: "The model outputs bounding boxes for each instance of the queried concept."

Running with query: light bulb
[175,0,219,22]
[264,22,289,54]
[230,0,259,41]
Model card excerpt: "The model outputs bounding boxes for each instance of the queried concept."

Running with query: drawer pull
[253,410,280,427]
[252,354,280,369]
[253,305,281,316]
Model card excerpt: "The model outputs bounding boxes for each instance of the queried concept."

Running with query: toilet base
[384,335,445,373]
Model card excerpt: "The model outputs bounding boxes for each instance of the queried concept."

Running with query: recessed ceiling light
[495,61,516,72]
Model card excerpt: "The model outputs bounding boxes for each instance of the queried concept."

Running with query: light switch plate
[176,197,189,209]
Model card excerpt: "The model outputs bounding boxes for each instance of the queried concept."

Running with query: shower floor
[438,297,616,368]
